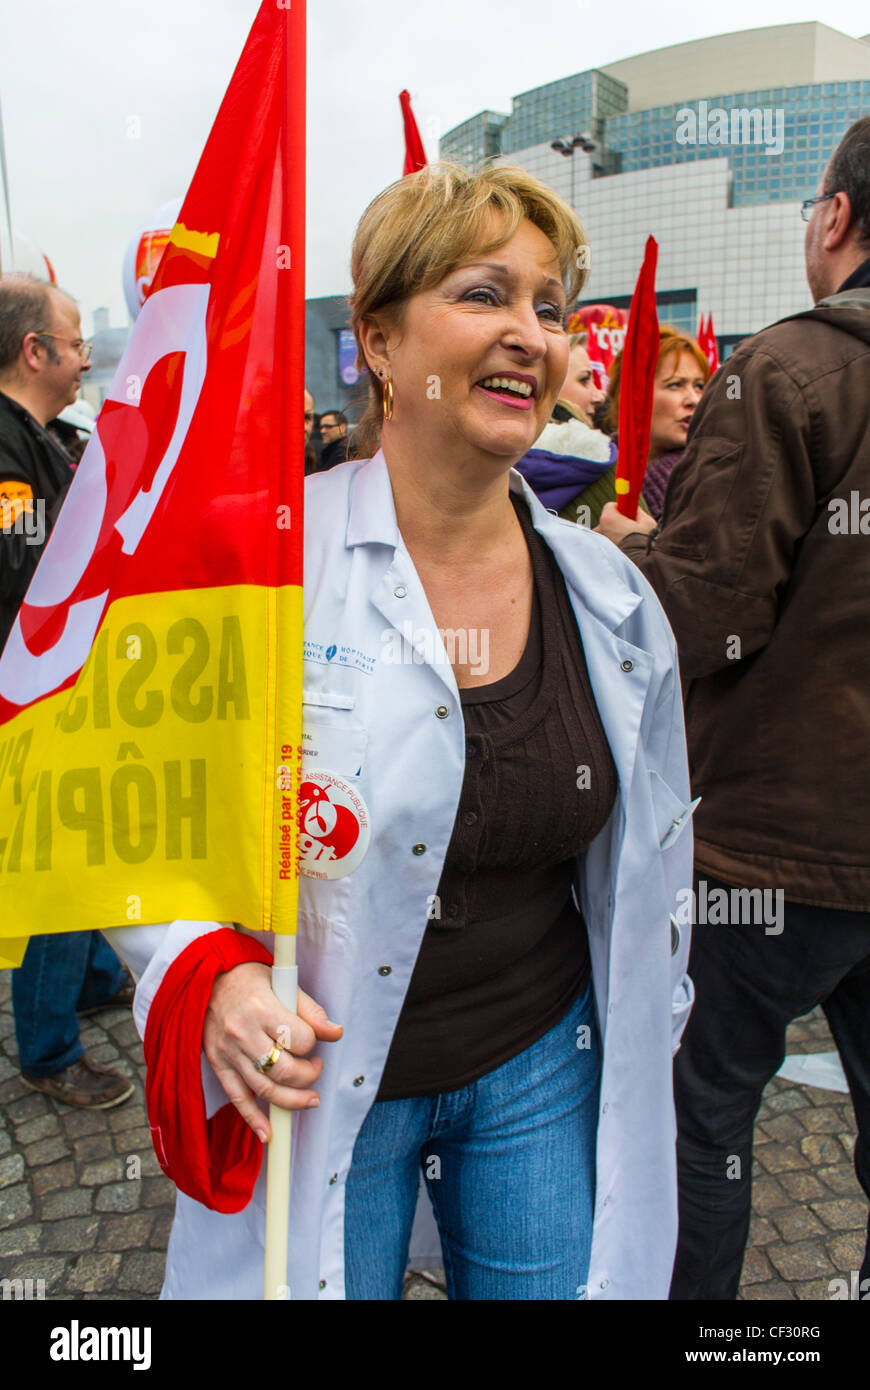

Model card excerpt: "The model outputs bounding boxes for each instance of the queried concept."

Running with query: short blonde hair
[348,162,589,455]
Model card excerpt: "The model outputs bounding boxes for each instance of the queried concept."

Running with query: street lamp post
[550,132,598,211]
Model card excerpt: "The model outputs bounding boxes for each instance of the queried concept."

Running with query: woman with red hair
[606,326,710,521]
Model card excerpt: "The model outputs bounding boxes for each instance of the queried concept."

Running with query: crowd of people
[303,390,355,475]
[1,112,869,1301]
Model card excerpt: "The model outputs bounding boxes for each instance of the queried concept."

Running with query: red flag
[399,90,427,175]
[615,236,659,518]
[702,311,720,373]
[0,0,306,965]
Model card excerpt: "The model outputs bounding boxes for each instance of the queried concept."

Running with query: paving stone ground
[0,971,863,1301]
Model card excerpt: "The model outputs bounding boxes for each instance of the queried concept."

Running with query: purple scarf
[642,449,684,521]
[516,442,617,512]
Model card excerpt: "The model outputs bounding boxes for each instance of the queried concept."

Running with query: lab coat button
[620,659,634,672]
[353,1075,365,1087]
[328,1173,338,1185]
[412,843,426,855]
[393,585,407,598]
[600,1278,609,1290]
[319,1279,327,1290]
[602,1102,609,1114]
[378,965,392,976]
[435,705,450,719]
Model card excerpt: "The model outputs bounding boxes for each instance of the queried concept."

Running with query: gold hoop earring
[382,377,394,423]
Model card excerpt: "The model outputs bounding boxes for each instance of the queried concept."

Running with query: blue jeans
[13,930,127,1075]
[344,981,600,1300]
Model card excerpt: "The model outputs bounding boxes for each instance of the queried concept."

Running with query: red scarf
[144,928,273,1213]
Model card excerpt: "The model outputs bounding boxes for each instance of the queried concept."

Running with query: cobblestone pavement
[0,970,864,1301]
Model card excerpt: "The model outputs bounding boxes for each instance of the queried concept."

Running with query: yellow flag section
[0,584,302,968]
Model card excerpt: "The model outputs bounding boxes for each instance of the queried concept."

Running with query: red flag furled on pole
[0,0,305,967]
[615,236,659,518]
[699,310,720,373]
[399,90,427,175]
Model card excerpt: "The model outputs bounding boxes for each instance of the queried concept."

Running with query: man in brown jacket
[598,117,870,1299]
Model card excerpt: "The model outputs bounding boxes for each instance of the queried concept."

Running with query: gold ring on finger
[254,1045,282,1075]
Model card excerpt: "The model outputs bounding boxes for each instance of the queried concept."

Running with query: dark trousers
[12,930,126,1075]
[670,874,870,1300]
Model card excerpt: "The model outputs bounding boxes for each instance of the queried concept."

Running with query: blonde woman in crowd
[113,163,695,1301]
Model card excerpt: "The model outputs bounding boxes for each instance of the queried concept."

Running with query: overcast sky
[1,0,869,335]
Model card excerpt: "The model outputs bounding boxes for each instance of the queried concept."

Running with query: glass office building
[499,71,627,157]
[439,23,870,349]
[440,111,510,171]
[606,82,870,206]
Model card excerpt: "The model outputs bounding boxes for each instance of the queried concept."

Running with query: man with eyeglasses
[0,273,134,1110]
[598,116,870,1299]
[316,408,351,472]
[0,274,92,648]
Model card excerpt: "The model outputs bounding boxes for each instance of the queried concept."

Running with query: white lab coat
[108,451,695,1301]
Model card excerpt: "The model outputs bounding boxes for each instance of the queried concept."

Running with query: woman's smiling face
[379,217,570,464]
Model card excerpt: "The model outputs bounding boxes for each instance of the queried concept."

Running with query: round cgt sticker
[298,771,371,879]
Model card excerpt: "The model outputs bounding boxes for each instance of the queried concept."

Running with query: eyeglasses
[800,194,836,223]
[34,332,93,361]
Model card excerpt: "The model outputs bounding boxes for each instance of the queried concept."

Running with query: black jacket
[621,273,870,910]
[0,390,75,652]
[316,435,350,472]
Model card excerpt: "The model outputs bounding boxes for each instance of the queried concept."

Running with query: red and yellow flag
[615,236,659,519]
[0,1,305,967]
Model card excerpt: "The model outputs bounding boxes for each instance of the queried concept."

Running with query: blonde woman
[112,163,694,1301]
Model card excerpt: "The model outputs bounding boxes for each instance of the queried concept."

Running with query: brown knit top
[376,496,617,1099]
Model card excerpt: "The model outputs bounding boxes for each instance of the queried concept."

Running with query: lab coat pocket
[671,971,695,1055]
[302,690,367,778]
[649,769,699,850]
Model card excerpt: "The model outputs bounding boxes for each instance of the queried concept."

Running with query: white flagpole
[264,933,297,1299]
[263,0,306,1302]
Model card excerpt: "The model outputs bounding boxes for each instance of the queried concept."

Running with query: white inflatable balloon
[121,197,183,321]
